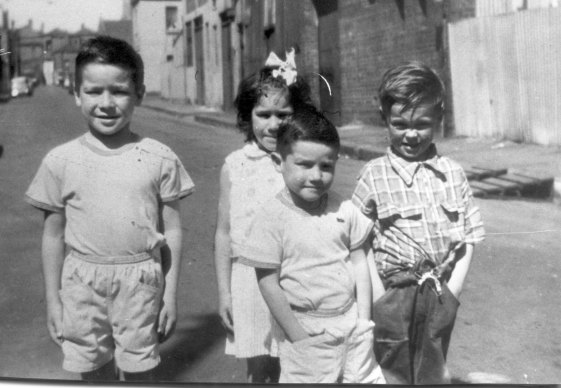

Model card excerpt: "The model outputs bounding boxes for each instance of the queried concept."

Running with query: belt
[386,243,466,296]
[289,298,355,318]
[70,250,154,264]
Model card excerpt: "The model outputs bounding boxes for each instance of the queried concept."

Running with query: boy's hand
[46,298,63,346]
[157,293,177,342]
[218,295,234,334]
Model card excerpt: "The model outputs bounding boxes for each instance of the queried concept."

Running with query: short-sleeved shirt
[238,188,374,315]
[225,142,285,258]
[25,133,195,257]
[352,145,485,278]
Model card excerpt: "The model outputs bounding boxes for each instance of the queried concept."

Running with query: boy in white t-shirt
[238,105,385,384]
[25,36,194,381]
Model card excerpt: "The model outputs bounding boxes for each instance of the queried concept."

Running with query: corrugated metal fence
[448,7,561,145]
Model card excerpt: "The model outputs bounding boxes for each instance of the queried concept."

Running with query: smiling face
[75,63,144,139]
[274,140,338,211]
[251,87,293,152]
[386,102,441,161]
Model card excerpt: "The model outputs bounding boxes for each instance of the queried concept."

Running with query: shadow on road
[155,313,225,381]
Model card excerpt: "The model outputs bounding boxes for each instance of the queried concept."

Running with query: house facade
[131,0,185,95]
[130,0,560,142]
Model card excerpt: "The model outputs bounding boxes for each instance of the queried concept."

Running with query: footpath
[142,96,561,203]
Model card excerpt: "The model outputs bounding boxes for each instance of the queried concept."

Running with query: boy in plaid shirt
[352,61,485,384]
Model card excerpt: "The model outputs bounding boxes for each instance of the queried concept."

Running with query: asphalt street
[0,86,560,384]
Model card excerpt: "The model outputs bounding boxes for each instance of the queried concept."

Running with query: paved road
[0,86,560,384]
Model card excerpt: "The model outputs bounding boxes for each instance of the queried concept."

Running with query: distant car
[10,76,33,97]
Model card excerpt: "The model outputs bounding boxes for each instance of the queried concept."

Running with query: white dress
[224,142,285,358]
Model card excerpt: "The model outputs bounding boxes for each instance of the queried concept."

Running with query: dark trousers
[372,274,459,384]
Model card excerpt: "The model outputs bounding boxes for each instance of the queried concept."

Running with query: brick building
[215,0,479,129]
[133,0,557,137]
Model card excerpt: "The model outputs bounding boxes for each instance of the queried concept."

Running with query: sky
[0,0,124,33]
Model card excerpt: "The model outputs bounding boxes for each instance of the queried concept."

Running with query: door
[221,9,235,111]
[194,16,205,105]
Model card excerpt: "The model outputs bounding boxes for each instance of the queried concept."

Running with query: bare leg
[247,355,280,383]
[81,359,118,381]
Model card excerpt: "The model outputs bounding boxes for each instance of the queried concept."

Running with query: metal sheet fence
[448,7,561,145]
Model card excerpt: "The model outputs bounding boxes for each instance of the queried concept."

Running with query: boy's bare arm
[366,247,386,303]
[446,243,474,299]
[350,242,373,320]
[41,210,66,345]
[214,164,234,332]
[159,200,182,341]
[256,268,309,343]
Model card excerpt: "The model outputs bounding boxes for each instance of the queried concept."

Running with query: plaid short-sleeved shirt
[352,145,485,278]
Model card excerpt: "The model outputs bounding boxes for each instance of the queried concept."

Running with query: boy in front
[352,61,485,384]
[25,36,194,381]
[238,106,385,384]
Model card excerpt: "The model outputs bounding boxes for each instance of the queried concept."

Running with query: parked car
[10,76,33,97]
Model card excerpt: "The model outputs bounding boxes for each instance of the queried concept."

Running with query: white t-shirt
[238,189,374,314]
[25,134,194,257]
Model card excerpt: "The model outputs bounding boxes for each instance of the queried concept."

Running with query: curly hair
[234,66,313,143]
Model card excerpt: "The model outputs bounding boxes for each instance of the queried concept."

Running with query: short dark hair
[74,35,144,94]
[234,67,312,143]
[276,104,340,157]
[378,60,445,121]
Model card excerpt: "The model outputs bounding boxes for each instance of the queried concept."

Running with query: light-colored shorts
[59,251,163,373]
[278,303,386,384]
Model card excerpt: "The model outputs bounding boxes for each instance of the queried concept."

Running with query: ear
[271,151,283,172]
[74,89,82,107]
[136,84,146,106]
[378,106,386,123]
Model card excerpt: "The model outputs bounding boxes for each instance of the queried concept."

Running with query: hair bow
[264,48,297,86]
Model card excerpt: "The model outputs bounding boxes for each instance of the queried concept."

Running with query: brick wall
[240,0,320,104]
[294,1,320,106]
[339,0,443,127]
[338,0,476,134]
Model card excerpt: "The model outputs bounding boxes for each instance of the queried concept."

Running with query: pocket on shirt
[439,201,466,242]
[378,202,425,244]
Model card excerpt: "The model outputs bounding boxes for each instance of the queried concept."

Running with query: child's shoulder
[43,135,85,162]
[326,192,360,214]
[137,137,180,161]
[356,155,390,177]
[435,154,467,178]
[224,142,260,163]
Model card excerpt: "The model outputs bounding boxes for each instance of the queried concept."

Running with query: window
[166,6,178,31]
[185,21,193,66]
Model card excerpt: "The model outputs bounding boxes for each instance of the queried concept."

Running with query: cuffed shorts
[278,303,386,384]
[59,251,163,373]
